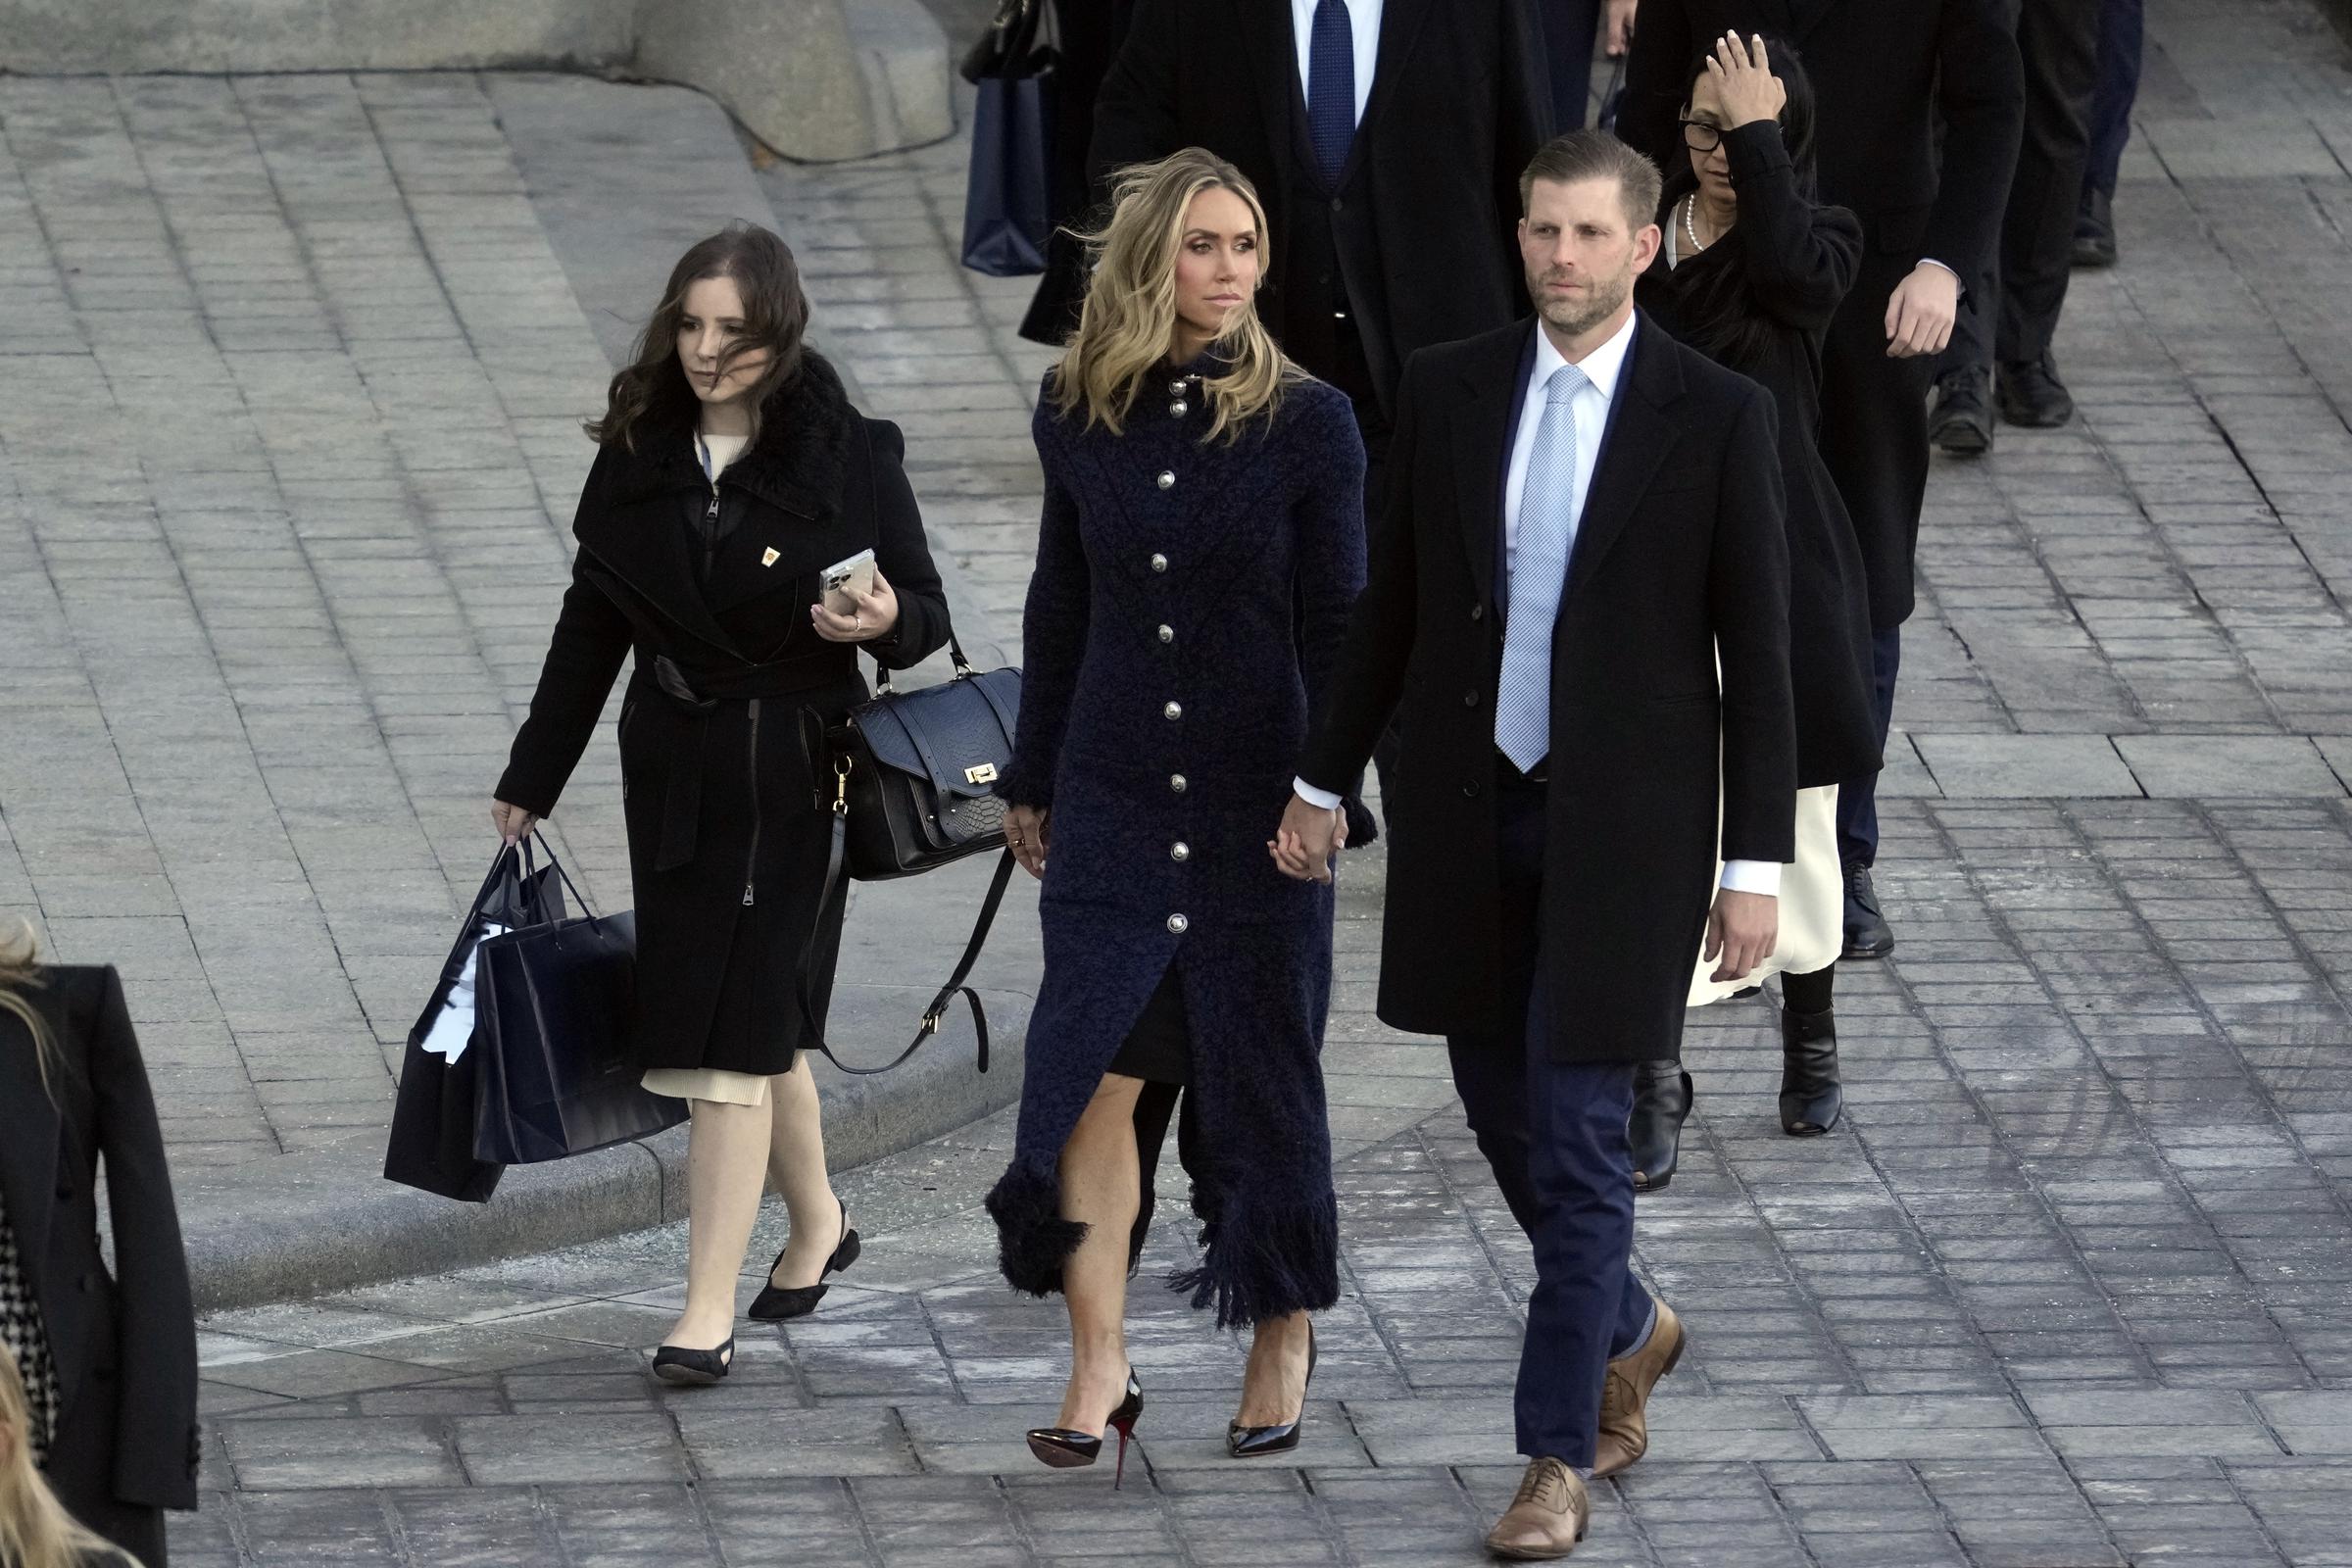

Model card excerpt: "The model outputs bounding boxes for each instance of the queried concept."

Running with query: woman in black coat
[492,225,951,1384]
[1630,33,1883,1184]
[988,150,1366,1477]
[0,945,199,1566]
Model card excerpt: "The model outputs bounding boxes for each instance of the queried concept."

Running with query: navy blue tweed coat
[986,360,1367,1327]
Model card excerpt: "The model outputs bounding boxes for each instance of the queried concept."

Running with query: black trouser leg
[1535,0,1601,129]
[1997,0,2104,365]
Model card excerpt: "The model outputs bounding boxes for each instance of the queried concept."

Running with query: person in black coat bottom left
[0,936,199,1567]
[492,225,953,1386]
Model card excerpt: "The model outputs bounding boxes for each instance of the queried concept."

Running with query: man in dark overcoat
[1091,0,1551,481]
[1619,0,2021,960]
[1280,131,1795,1559]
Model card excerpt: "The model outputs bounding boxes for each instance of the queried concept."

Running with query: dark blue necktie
[1306,0,1356,190]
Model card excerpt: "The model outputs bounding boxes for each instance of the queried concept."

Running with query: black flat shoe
[1780,1006,1843,1137]
[651,1338,734,1386]
[1229,1322,1316,1457]
[1630,1059,1693,1193]
[1842,864,1893,960]
[1997,352,2075,428]
[1027,1369,1146,1488]
[1929,368,1994,457]
[748,1200,860,1321]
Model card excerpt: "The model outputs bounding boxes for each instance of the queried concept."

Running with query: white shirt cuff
[1292,777,1344,810]
[1917,257,1959,279]
[1720,859,1781,897]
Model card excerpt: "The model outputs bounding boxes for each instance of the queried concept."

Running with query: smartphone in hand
[821,549,877,613]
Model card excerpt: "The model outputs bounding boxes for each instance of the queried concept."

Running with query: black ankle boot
[1629,1059,1693,1192]
[1779,1007,1843,1137]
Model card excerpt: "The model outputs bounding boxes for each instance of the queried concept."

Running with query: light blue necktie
[1495,363,1590,772]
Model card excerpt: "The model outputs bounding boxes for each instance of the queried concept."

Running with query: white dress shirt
[1297,311,1781,898]
[1290,0,1381,126]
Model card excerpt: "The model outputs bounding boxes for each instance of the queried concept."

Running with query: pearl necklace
[1682,193,1706,256]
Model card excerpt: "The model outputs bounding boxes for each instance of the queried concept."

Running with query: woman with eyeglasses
[1629,32,1883,1188]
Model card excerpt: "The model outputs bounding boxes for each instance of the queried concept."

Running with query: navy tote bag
[960,0,1057,277]
[470,838,687,1165]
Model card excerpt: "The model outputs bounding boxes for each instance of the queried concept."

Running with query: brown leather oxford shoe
[1484,1457,1588,1560]
[1592,1298,1685,1479]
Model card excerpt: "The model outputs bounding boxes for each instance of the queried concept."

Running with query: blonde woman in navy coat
[987,149,1368,1479]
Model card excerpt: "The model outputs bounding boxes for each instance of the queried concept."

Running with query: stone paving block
[218,1413,463,1489]
[2112,735,2346,797]
[1913,734,2146,798]
[450,1411,691,1485]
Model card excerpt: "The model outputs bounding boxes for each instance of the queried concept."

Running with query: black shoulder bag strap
[792,790,1015,1077]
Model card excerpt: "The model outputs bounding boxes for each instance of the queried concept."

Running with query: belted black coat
[496,357,952,1075]
[1,966,199,1562]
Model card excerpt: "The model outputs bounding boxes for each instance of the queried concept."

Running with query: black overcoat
[1298,317,1797,1062]
[1638,122,1881,788]
[1091,0,1549,422]
[1,966,200,1561]
[985,367,1366,1327]
[495,357,952,1075]
[1619,0,2023,624]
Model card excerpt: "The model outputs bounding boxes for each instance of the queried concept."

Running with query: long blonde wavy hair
[1,1348,127,1568]
[1051,148,1300,442]
[0,924,62,1100]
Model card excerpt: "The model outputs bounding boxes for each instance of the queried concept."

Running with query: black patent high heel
[1229,1321,1316,1457]
[1630,1059,1693,1193]
[1781,1006,1843,1136]
[1026,1369,1146,1488]
[651,1337,734,1386]
[748,1199,860,1321]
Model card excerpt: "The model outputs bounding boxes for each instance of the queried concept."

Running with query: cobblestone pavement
[8,0,2352,1559]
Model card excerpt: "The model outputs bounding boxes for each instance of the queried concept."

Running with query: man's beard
[1532,267,1633,338]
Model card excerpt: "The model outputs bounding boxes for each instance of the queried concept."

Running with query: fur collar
[608,351,857,517]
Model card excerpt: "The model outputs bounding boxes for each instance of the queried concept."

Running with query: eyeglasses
[1678,119,1725,152]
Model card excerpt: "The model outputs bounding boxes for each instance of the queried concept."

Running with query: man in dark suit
[1620,0,2022,959]
[1091,0,1550,476]
[1931,0,2103,451]
[1278,131,1795,1560]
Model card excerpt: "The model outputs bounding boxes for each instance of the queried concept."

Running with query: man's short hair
[1518,130,1664,233]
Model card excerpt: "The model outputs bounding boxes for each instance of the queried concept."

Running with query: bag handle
[792,760,1010,1076]
[873,629,977,694]
[521,832,610,932]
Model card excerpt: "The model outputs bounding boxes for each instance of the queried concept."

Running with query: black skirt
[1106,961,1191,1086]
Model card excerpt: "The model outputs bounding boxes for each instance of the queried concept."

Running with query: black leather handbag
[795,636,1022,1078]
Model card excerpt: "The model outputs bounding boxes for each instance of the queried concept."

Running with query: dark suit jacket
[0,966,199,1514]
[1620,0,2023,270]
[1299,315,1796,1061]
[1091,0,1550,421]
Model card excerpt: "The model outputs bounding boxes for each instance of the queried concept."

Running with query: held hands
[1884,264,1960,358]
[1269,792,1349,883]
[490,799,540,845]
[1702,888,1778,984]
[810,565,902,644]
[1705,33,1786,128]
[1604,0,1638,56]
[1004,803,1050,879]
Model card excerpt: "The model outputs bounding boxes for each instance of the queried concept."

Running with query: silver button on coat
[1166,913,1189,934]
[1170,774,1188,792]
[1151,553,1168,572]
[1163,701,1182,720]
[1156,469,1175,490]
[1171,842,1191,861]
[1157,624,1174,643]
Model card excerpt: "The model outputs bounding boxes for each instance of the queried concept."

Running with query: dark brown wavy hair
[585,222,810,452]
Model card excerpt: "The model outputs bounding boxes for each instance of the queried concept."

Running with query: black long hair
[1659,34,1823,368]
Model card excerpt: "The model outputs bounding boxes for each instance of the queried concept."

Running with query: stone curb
[177,72,1033,1313]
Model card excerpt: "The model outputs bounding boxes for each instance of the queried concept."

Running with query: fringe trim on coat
[1167,1185,1341,1330]
[985,1155,1087,1298]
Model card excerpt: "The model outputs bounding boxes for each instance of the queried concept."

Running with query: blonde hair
[0,1348,128,1568]
[0,924,63,1101]
[1051,149,1300,442]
